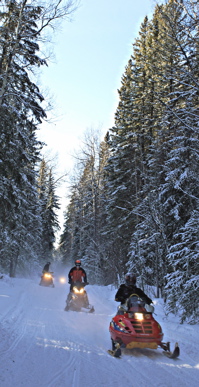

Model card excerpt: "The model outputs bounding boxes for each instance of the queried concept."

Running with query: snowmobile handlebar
[69,281,89,286]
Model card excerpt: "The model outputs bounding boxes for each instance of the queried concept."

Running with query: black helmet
[75,259,81,266]
[47,262,51,265]
[125,273,136,286]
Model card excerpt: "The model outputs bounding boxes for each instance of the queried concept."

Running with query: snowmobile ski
[163,342,180,359]
[107,348,121,358]
[108,343,121,358]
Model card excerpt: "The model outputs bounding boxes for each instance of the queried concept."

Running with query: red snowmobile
[108,294,180,359]
[39,272,55,288]
[64,282,94,313]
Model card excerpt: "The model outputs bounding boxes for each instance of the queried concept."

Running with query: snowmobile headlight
[44,273,52,279]
[73,287,84,294]
[134,313,144,321]
[59,277,66,283]
[73,287,79,293]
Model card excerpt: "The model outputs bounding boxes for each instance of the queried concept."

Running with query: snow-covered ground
[0,272,198,387]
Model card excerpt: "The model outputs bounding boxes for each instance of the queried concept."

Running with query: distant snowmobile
[39,272,55,288]
[64,282,94,313]
[108,293,180,359]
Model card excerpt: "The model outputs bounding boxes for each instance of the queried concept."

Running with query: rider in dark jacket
[115,273,152,305]
[43,262,51,273]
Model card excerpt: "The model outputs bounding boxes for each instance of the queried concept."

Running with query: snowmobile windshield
[127,294,145,309]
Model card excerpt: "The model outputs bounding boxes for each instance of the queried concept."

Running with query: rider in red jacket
[68,260,87,289]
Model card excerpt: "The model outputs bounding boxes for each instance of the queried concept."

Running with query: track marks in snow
[0,279,199,387]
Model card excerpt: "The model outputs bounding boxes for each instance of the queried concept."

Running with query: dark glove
[115,297,125,303]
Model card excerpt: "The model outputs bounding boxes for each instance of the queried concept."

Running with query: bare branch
[36,0,80,35]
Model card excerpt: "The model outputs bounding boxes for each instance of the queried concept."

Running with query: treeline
[59,0,199,323]
[0,0,78,276]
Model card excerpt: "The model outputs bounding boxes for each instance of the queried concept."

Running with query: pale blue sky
[38,0,154,230]
[39,0,154,170]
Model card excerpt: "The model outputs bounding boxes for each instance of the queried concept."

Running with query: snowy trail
[0,277,198,387]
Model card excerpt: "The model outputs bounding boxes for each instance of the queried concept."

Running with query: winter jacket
[43,263,50,272]
[68,266,87,284]
[115,284,152,305]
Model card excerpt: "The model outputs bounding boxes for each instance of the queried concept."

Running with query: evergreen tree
[0,0,78,275]
[104,59,137,280]
[0,1,45,275]
[154,0,199,321]
[38,160,60,262]
[127,1,184,294]
[59,208,74,264]
[45,168,60,257]
[104,17,154,282]
[128,0,199,317]
[165,211,199,323]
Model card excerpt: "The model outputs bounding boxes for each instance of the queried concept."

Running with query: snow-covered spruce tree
[44,168,60,258]
[127,1,186,296]
[96,133,115,285]
[128,0,199,306]
[126,12,167,294]
[58,205,74,265]
[38,159,60,263]
[129,193,170,298]
[156,0,199,322]
[83,134,112,285]
[166,211,199,323]
[59,184,84,266]
[0,113,44,276]
[104,16,162,283]
[0,0,78,276]
[129,0,199,316]
[38,158,49,262]
[104,59,140,281]
[0,1,46,276]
